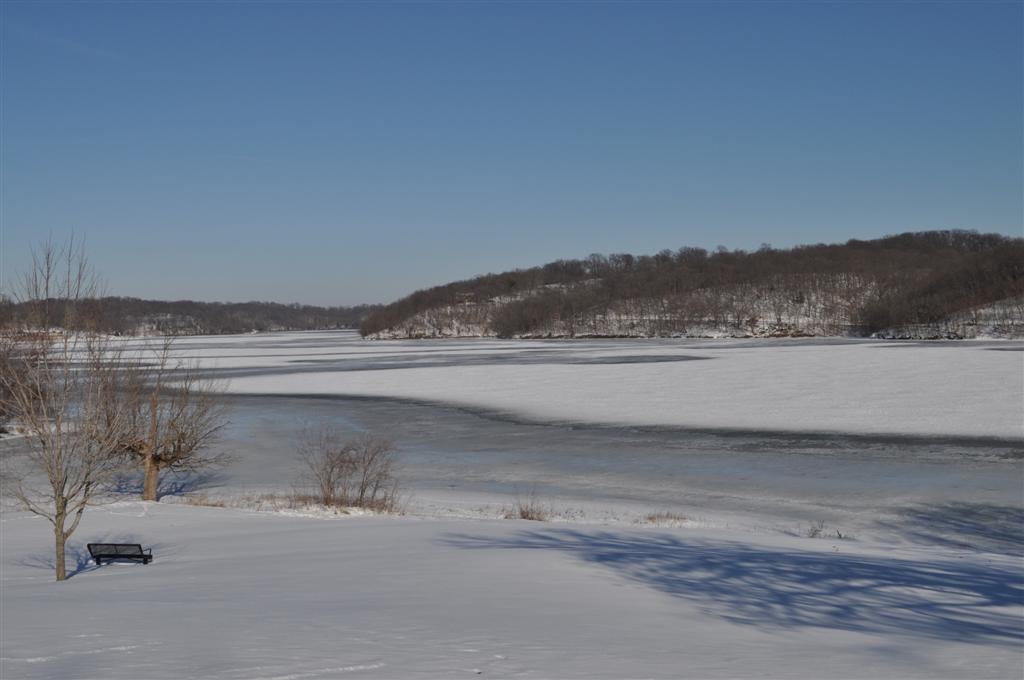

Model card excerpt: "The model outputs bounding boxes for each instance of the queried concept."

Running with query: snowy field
[3,331,1022,679]
[3,503,1022,679]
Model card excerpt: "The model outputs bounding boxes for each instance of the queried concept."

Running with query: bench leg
[94,558,101,566]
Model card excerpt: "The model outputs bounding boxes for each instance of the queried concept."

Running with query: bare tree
[110,339,229,501]
[0,239,129,581]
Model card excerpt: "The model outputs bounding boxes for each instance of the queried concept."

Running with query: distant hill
[1,297,382,336]
[360,230,1024,340]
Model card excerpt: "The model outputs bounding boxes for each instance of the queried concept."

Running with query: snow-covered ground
[3,331,1022,679]
[3,502,1022,679]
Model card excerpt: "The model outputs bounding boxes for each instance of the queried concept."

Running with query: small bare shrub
[295,426,400,512]
[806,520,826,538]
[178,493,356,515]
[296,426,349,506]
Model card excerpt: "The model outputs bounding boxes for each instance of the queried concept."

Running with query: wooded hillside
[0,297,381,336]
[360,231,1024,339]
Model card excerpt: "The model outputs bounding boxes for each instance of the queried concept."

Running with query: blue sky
[2,1,1021,305]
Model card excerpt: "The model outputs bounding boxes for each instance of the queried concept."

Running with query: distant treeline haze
[0,297,381,336]
[359,230,1024,339]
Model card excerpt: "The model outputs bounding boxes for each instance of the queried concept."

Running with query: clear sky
[2,1,1021,306]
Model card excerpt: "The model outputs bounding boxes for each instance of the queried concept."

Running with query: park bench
[87,543,153,566]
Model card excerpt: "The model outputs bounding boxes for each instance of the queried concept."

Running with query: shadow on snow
[875,502,1024,557]
[442,528,1024,645]
[15,543,100,579]
[108,470,227,500]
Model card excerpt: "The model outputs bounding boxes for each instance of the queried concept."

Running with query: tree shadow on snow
[15,542,99,578]
[15,534,176,579]
[441,528,1024,645]
[874,503,1024,557]
[108,470,227,500]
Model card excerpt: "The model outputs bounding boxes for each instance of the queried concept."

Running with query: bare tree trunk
[54,514,67,582]
[144,382,160,502]
[142,456,160,501]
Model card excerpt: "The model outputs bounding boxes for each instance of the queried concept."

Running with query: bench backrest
[87,543,144,557]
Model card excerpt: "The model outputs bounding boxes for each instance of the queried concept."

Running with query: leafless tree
[109,339,230,501]
[0,239,129,581]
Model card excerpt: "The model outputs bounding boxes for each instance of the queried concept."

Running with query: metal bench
[87,543,153,565]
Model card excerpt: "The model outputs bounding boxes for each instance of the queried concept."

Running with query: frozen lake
[211,392,1022,546]
[163,330,1023,438]
[141,331,1023,545]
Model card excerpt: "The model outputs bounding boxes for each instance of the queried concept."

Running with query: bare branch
[294,425,399,512]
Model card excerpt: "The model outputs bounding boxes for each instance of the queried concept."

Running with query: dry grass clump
[284,492,398,514]
[642,511,687,525]
[804,520,853,540]
[806,519,827,538]
[179,490,402,516]
[183,494,226,508]
[503,490,549,521]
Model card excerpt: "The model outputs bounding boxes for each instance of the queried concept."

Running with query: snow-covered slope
[3,502,1022,679]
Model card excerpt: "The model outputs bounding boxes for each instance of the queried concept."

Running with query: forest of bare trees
[360,230,1024,339]
[0,296,380,336]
